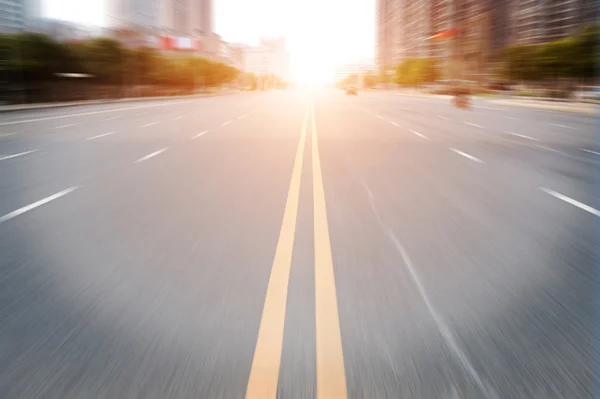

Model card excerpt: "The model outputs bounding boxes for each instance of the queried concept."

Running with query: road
[0,90,595,398]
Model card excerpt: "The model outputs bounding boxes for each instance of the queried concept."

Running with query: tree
[83,38,126,84]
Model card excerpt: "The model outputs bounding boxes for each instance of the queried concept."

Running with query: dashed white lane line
[410,130,428,139]
[389,121,399,127]
[0,149,39,161]
[221,120,231,126]
[478,106,502,111]
[175,115,185,120]
[192,130,208,139]
[53,123,76,129]
[505,131,538,141]
[463,122,484,129]
[237,114,246,120]
[549,123,575,130]
[104,116,120,121]
[450,148,483,163]
[437,115,447,120]
[86,132,115,141]
[135,147,168,163]
[580,148,600,156]
[540,188,599,216]
[0,186,79,224]
[504,116,519,121]
[141,122,157,128]
[136,112,147,116]
[376,114,384,120]
[0,133,17,138]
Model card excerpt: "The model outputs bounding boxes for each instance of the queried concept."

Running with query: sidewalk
[0,89,240,113]
[392,89,595,114]
[489,98,596,115]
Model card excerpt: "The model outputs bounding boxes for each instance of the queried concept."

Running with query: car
[345,86,357,95]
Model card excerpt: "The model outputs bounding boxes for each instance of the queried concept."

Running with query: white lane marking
[237,114,246,120]
[376,114,384,119]
[141,122,157,128]
[389,121,399,127]
[0,133,17,138]
[136,112,147,116]
[0,186,79,224]
[135,147,168,163]
[387,232,496,397]
[504,116,518,120]
[0,149,39,161]
[463,122,484,129]
[420,111,428,116]
[478,106,502,111]
[540,188,599,216]
[549,123,575,130]
[53,123,76,129]
[580,148,600,156]
[450,148,483,163]
[362,184,498,399]
[104,116,119,121]
[175,115,185,120]
[221,121,231,126]
[437,115,447,120]
[505,131,538,141]
[86,132,115,141]
[410,130,428,139]
[192,130,208,139]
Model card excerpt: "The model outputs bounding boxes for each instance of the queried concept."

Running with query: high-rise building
[376,0,509,77]
[0,0,25,33]
[510,0,597,45]
[0,0,43,33]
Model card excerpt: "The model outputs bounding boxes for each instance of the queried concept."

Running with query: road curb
[0,90,240,113]
[490,100,595,114]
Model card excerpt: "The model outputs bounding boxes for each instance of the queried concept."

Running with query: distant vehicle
[345,86,357,95]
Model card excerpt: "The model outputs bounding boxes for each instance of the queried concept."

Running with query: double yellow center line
[245,101,347,399]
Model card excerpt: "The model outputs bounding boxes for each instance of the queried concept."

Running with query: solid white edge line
[135,147,168,163]
[410,130,428,139]
[505,131,538,141]
[0,186,80,224]
[540,187,600,216]
[580,148,600,156]
[361,183,497,398]
[141,122,157,128]
[0,149,39,161]
[450,148,483,163]
[86,132,115,141]
[192,130,208,139]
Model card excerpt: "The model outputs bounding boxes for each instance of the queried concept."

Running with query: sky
[46,0,375,81]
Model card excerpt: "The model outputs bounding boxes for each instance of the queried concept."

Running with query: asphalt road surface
[0,90,596,399]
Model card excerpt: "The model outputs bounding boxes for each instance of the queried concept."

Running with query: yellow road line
[311,101,348,398]
[245,104,310,399]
